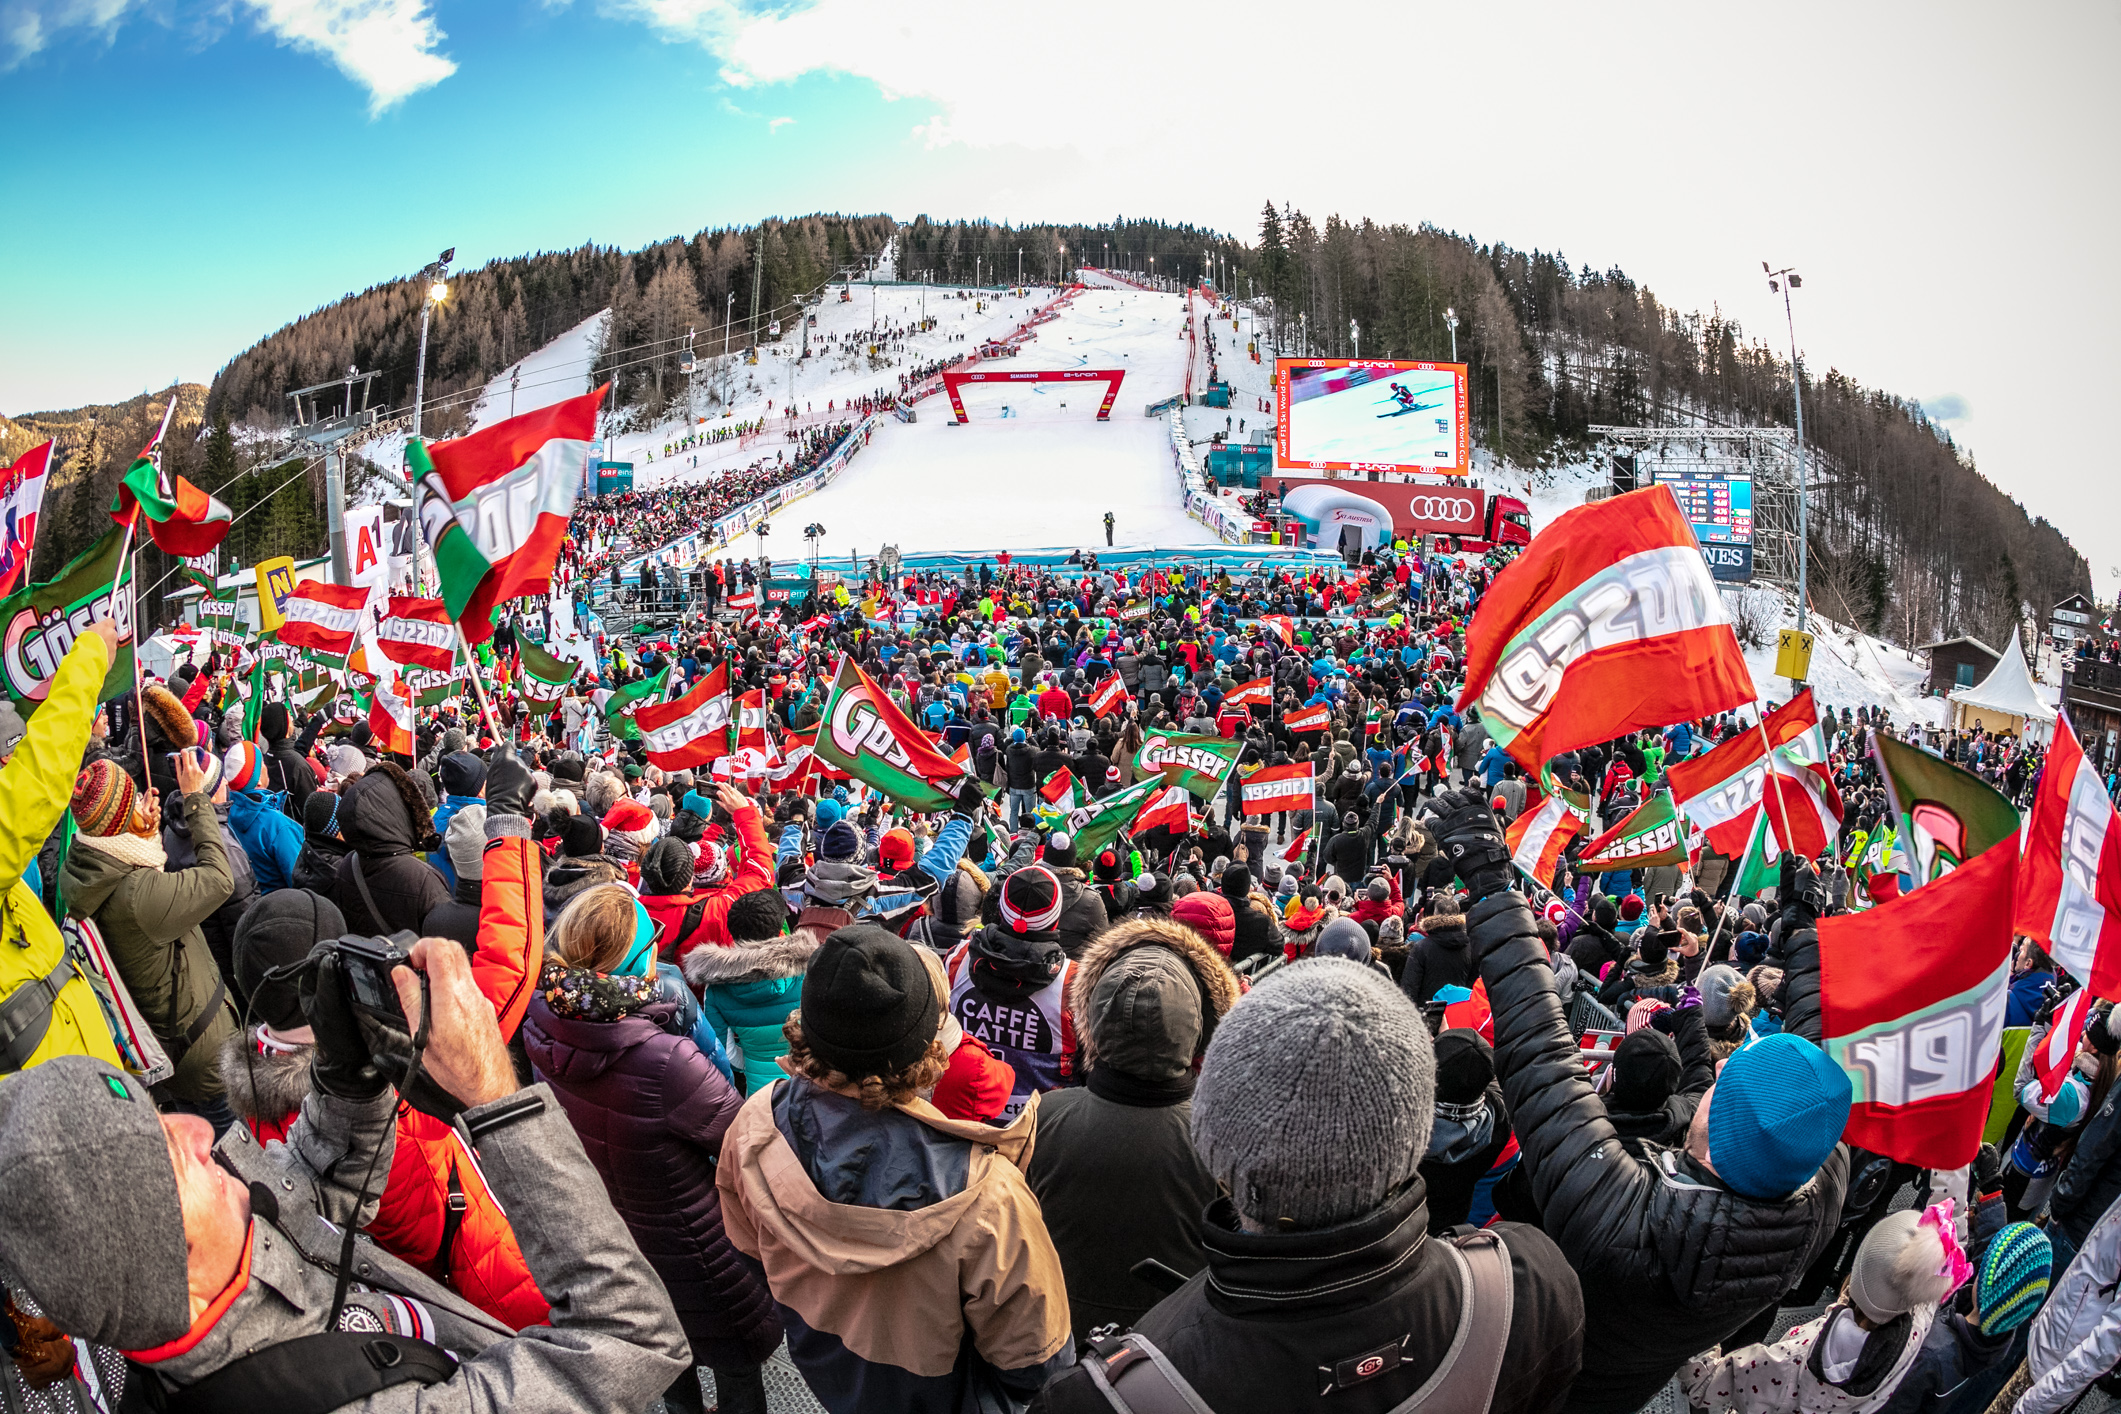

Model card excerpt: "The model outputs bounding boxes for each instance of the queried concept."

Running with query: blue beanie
[680,790,715,819]
[1011,726,1027,743]
[1975,1222,2052,1335]
[1707,1032,1851,1199]
[1734,931,1768,969]
[820,819,863,861]
[815,797,846,829]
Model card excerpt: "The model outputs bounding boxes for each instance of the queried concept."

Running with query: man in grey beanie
[0,854,689,1413]
[1030,957,1584,1414]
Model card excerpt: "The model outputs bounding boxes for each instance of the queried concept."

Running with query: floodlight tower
[410,247,454,440]
[1443,307,1458,363]
[1764,262,1811,633]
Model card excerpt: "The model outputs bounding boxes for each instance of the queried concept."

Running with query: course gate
[942,368,1127,423]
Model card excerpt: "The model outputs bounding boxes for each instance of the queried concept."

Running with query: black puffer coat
[328,764,448,936]
[1468,889,1848,1414]
[1029,1179,1583,1414]
[1399,913,1473,1004]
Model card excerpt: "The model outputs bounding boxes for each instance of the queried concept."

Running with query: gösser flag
[1666,689,1844,860]
[275,581,369,662]
[2016,711,2121,999]
[411,387,603,640]
[1135,731,1243,800]
[1576,792,1687,873]
[636,663,733,770]
[375,596,456,673]
[1457,484,1753,770]
[1240,762,1315,816]
[814,655,967,812]
[0,526,136,714]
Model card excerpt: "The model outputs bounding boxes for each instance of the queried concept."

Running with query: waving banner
[814,655,967,812]
[1576,791,1687,873]
[0,526,136,714]
[1135,731,1243,800]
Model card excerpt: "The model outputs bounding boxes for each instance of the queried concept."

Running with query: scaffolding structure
[1586,426,1803,592]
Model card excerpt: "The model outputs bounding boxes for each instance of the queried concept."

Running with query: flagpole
[454,620,503,744]
[1752,714,1800,867]
[115,509,153,788]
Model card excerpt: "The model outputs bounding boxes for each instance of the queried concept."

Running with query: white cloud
[768,114,793,132]
[2,0,139,67]
[243,0,455,113]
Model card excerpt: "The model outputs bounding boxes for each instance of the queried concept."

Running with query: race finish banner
[0,526,136,714]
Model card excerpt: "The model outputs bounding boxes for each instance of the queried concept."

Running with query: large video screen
[1275,359,1469,475]
[1653,471,1754,583]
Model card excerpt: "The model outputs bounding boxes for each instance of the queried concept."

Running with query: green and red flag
[1576,791,1686,873]
[515,635,577,718]
[814,655,967,812]
[1129,782,1194,838]
[0,526,136,715]
[1871,730,2019,894]
[1457,484,1753,770]
[1818,837,2016,1169]
[1040,766,1079,806]
[602,662,671,742]
[1063,777,1171,859]
[1134,730,1243,801]
[109,403,232,556]
[409,387,603,641]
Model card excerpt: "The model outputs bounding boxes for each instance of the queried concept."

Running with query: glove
[299,950,388,1102]
[485,745,533,819]
[1430,788,1512,901]
[955,776,988,819]
[1779,854,1825,925]
[1674,984,1702,1011]
[2033,977,2076,1029]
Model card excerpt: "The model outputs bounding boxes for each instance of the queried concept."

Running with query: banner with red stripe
[2016,710,2121,999]
[375,595,456,672]
[277,581,369,660]
[1285,702,1332,734]
[1240,762,1315,816]
[1224,677,1272,709]
[1667,689,1844,859]
[636,663,733,770]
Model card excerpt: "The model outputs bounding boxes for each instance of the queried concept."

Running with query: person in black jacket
[1004,727,1040,828]
[1322,810,1370,882]
[1399,900,1473,1004]
[1565,895,1629,979]
[1419,1029,1511,1232]
[1604,1003,1713,1159]
[1218,863,1278,965]
[1432,790,1852,1414]
[1030,957,1585,1414]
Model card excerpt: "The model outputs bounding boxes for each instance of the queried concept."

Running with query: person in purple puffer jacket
[521,881,780,1414]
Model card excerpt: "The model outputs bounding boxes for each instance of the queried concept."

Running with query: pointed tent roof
[1947,626,2056,722]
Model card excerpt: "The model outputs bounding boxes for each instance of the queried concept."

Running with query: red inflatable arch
[942,368,1126,423]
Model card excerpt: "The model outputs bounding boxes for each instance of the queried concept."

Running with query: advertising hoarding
[1275,359,1469,476]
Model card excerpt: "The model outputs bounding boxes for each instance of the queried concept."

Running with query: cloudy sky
[3,0,2115,582]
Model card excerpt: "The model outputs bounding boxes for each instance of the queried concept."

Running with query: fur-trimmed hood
[1067,915,1242,1077]
[217,1029,311,1126]
[141,683,198,753]
[682,928,822,989]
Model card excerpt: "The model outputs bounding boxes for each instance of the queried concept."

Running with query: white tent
[1948,627,2056,741]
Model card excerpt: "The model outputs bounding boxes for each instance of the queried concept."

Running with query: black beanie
[1043,830,1077,870]
[1592,896,1618,929]
[259,701,291,745]
[558,815,604,858]
[440,751,487,798]
[1608,1028,1683,1113]
[1433,1029,1495,1107]
[1637,929,1674,968]
[640,837,695,896]
[1221,862,1253,902]
[234,890,347,1032]
[798,924,940,1077]
[303,789,340,841]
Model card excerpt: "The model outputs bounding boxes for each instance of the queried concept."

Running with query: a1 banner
[1240,762,1315,816]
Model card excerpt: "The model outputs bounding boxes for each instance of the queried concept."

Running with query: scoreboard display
[1653,473,1752,544]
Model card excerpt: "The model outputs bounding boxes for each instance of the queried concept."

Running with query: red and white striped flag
[636,663,733,770]
[368,675,415,757]
[1260,615,1295,646]
[2017,710,2121,999]
[1458,484,1754,769]
[1285,702,1332,734]
[1090,674,1128,719]
[1225,677,1273,709]
[728,589,758,613]
[278,581,370,661]
[375,595,456,672]
[1667,689,1844,860]
[1132,783,1193,835]
[1240,762,1315,816]
[1507,793,1584,885]
[2035,985,2096,1105]
[735,688,777,761]
[1041,766,1076,805]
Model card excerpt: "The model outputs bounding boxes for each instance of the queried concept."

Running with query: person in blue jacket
[428,751,487,888]
[222,741,304,893]
[2007,937,2059,1028]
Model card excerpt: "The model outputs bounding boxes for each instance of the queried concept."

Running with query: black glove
[2033,978,2075,1030]
[485,745,532,819]
[1778,854,1824,926]
[955,775,988,819]
[1430,788,1511,900]
[299,950,388,1103]
[1972,1141,2003,1195]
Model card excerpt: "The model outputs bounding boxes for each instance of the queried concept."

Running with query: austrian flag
[635,664,733,770]
[1506,793,1584,886]
[1240,763,1315,816]
[276,582,369,661]
[1225,677,1273,709]
[1089,674,1128,719]
[1285,702,1332,734]
[2016,711,2121,999]
[375,596,456,672]
[368,676,415,757]
[412,387,603,641]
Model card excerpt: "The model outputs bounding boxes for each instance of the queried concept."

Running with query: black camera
[330,930,421,1026]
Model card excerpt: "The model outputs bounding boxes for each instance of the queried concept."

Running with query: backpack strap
[435,1159,468,1288]
[1383,1229,1513,1414]
[143,1330,455,1414]
[0,954,77,1075]
[1081,1333,1219,1414]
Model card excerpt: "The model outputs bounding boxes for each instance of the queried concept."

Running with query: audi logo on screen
[1408,496,1478,524]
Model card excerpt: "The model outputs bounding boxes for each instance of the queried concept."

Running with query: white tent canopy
[1948,626,2056,739]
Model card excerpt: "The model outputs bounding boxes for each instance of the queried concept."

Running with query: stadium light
[1764,262,1812,644]
[411,247,454,441]
[1443,307,1458,363]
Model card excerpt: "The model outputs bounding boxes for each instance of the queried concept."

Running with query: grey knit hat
[446,803,488,881]
[0,1058,190,1347]
[1193,958,1435,1230]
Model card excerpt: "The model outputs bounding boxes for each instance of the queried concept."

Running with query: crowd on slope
[2,530,2118,1414]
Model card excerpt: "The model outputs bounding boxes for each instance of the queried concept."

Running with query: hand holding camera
[300,931,517,1119]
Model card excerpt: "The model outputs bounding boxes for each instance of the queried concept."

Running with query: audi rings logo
[1408,496,1477,524]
